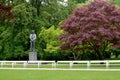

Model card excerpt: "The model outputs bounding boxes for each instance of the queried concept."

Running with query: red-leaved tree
[0,2,13,23]
[59,0,120,60]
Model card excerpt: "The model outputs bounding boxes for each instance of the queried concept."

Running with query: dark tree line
[0,0,120,60]
[0,0,77,60]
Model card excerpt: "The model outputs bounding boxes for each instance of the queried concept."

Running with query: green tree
[0,0,79,60]
[0,2,14,60]
[39,25,64,60]
[28,0,76,27]
[11,3,40,60]
[109,0,120,7]
[39,25,63,53]
[12,3,37,31]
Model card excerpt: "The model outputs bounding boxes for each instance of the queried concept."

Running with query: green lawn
[0,70,120,80]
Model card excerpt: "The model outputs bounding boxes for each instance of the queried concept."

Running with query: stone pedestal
[29,51,37,61]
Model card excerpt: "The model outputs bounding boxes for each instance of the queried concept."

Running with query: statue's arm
[34,34,36,40]
[30,34,36,41]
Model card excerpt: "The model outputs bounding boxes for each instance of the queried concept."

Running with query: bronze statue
[30,30,36,51]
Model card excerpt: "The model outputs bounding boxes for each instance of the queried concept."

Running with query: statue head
[30,30,36,41]
[31,30,35,34]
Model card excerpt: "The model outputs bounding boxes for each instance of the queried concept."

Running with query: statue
[30,30,36,51]
[29,30,37,61]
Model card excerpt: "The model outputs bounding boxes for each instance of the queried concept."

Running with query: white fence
[0,60,120,69]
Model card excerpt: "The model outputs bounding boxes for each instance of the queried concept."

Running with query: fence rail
[0,60,120,69]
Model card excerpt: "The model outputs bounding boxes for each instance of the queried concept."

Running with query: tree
[12,3,37,31]
[0,2,13,24]
[0,2,14,60]
[71,0,88,3]
[0,2,14,43]
[111,48,120,58]
[28,0,76,27]
[59,0,120,60]
[39,25,63,53]
[108,0,120,6]
[11,3,39,60]
[29,0,42,16]
[39,25,65,60]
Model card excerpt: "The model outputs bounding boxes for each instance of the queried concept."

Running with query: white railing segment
[0,60,120,69]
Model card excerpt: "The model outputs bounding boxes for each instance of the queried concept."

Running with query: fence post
[106,61,109,69]
[52,62,56,68]
[87,61,90,69]
[24,62,27,68]
[12,62,14,68]
[70,61,73,68]
[1,62,3,68]
[38,62,40,68]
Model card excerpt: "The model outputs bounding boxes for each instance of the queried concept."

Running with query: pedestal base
[29,51,37,61]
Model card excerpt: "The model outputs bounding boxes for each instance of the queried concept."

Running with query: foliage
[38,0,76,27]
[0,0,78,60]
[0,0,120,60]
[75,0,88,3]
[0,2,13,23]
[76,0,92,8]
[12,3,37,31]
[111,48,120,58]
[39,25,63,53]
[108,0,120,7]
[59,0,120,60]
[39,25,65,60]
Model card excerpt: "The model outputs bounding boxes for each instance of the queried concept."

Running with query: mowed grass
[0,70,120,80]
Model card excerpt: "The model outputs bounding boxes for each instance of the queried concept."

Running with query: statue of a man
[30,30,36,51]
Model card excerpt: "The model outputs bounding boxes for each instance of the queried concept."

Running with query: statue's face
[32,30,34,33]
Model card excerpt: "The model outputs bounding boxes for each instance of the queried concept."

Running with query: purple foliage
[0,2,13,22]
[59,0,120,50]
